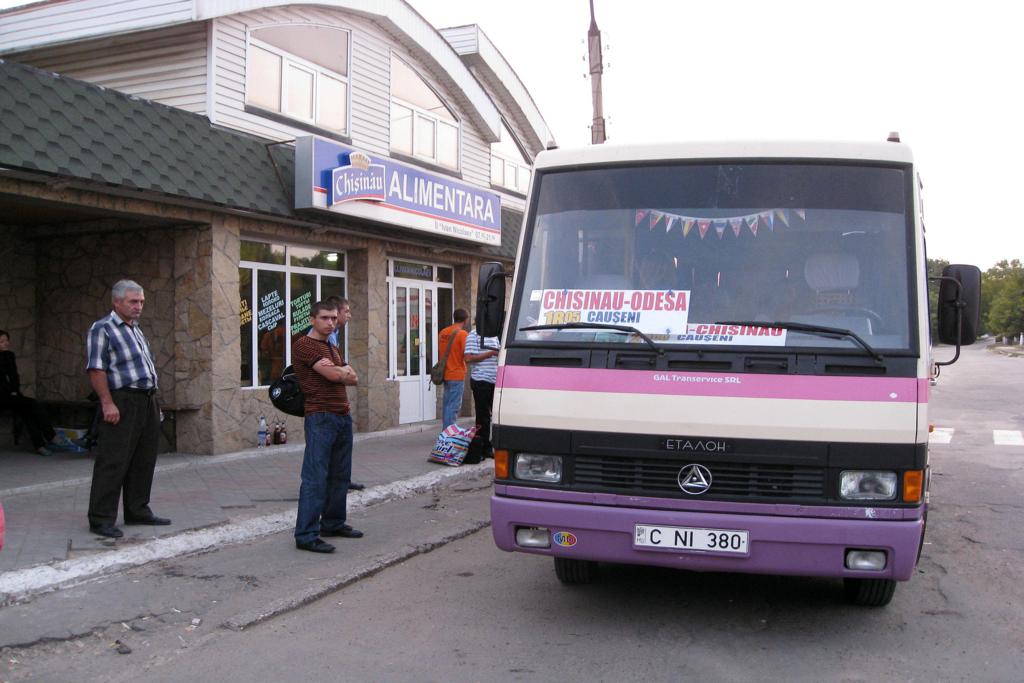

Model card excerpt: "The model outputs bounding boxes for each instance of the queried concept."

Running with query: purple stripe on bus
[496,365,925,403]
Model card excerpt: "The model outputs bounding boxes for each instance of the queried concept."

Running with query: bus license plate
[634,524,748,555]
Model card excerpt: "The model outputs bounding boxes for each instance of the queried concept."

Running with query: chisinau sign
[294,136,501,246]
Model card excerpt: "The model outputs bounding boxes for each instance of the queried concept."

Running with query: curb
[0,461,491,607]
[223,518,491,631]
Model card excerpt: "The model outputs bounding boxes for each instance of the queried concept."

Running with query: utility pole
[587,0,606,144]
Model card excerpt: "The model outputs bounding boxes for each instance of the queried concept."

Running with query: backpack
[268,365,305,416]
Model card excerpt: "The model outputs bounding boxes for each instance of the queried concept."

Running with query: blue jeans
[442,380,464,427]
[295,412,352,544]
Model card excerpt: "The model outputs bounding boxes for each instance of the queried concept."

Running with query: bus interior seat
[793,252,873,335]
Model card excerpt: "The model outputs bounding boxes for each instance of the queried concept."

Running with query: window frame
[245,24,352,135]
[239,240,349,389]
[389,53,461,171]
[491,121,533,194]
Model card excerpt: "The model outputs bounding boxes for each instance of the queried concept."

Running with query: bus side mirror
[476,262,507,338]
[937,264,981,346]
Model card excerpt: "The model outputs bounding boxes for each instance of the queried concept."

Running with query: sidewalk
[990,342,1024,358]
[0,421,489,581]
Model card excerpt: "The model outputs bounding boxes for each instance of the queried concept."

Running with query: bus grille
[573,456,827,498]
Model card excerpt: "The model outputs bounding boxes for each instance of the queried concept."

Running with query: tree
[984,260,1024,341]
[927,258,950,337]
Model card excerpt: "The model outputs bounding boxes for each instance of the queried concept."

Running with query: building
[0,0,552,454]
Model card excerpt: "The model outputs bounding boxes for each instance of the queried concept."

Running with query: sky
[410,0,1022,271]
[1,0,1020,270]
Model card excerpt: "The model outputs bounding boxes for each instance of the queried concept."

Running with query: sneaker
[37,446,53,456]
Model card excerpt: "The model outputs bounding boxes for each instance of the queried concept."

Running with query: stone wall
[172,225,214,453]
[208,217,244,453]
[0,227,38,394]
[34,227,178,403]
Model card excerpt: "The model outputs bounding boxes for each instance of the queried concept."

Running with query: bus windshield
[512,162,915,353]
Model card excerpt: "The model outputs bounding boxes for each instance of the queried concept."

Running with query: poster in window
[257,271,286,385]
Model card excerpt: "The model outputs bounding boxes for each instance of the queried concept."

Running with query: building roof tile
[0,59,521,260]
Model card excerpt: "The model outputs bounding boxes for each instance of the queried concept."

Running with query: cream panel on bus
[495,387,920,444]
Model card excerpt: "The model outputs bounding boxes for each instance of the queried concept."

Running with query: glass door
[392,280,438,423]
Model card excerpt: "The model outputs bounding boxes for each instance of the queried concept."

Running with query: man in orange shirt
[438,308,469,427]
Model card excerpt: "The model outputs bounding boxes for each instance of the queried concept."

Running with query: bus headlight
[514,454,563,483]
[840,471,897,500]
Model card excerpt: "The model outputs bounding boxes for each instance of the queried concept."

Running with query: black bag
[268,365,305,416]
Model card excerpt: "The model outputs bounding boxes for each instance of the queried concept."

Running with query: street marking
[993,430,1024,446]
[930,427,954,444]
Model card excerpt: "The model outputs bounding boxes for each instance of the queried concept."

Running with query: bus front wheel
[844,577,896,606]
[554,557,597,585]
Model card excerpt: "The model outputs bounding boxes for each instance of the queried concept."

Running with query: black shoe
[90,524,124,538]
[321,525,364,539]
[348,482,366,491]
[296,538,336,553]
[124,515,172,526]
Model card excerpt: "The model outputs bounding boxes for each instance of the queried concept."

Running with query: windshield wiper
[519,322,664,355]
[715,320,884,362]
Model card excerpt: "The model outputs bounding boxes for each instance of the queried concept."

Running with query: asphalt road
[2,343,1021,682]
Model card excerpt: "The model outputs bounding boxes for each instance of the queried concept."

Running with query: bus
[476,138,980,606]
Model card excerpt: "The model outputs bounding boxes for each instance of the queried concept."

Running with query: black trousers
[470,379,495,451]
[0,393,55,449]
[87,390,160,526]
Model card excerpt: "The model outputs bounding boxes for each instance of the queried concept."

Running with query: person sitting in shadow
[0,329,65,456]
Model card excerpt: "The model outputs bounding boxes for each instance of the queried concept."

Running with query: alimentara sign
[295,136,501,245]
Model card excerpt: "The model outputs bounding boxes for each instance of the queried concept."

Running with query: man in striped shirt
[464,327,500,460]
[85,280,169,539]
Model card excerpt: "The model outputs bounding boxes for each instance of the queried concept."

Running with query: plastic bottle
[257,415,267,449]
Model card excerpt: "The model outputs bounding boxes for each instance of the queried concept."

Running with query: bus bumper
[491,492,923,581]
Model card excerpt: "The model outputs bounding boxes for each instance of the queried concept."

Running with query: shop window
[240,240,348,388]
[437,287,454,329]
[390,55,459,170]
[491,121,532,194]
[246,24,350,135]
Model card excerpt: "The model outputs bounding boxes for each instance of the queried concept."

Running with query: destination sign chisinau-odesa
[534,288,787,345]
